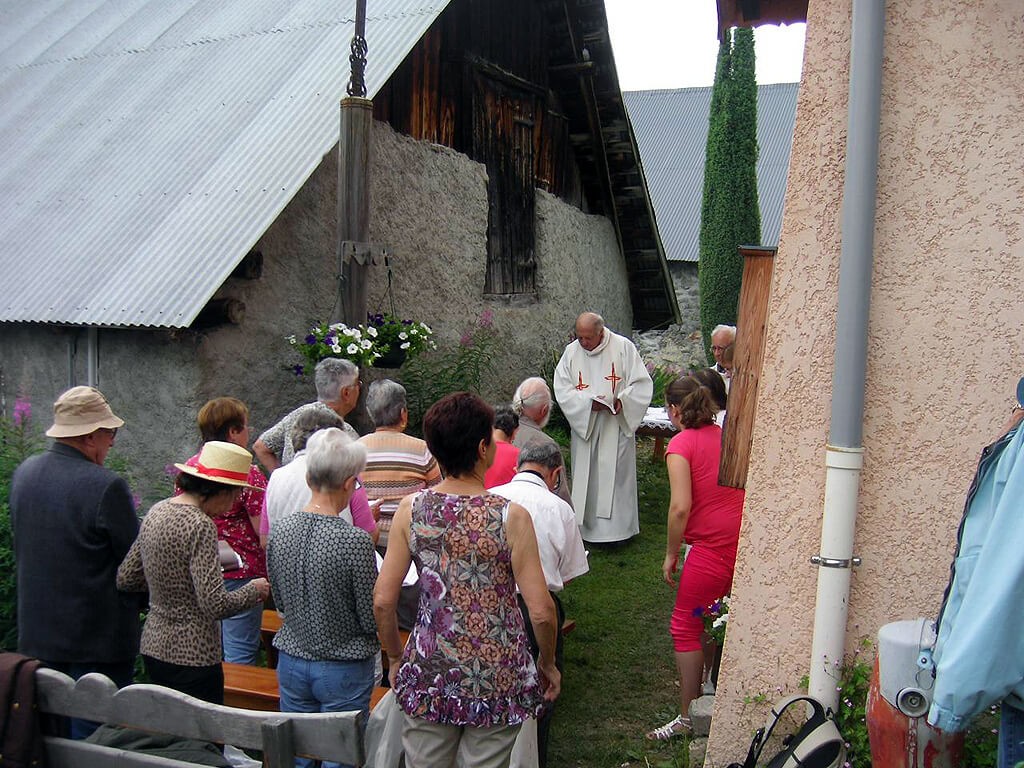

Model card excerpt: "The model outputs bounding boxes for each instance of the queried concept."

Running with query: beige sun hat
[46,386,125,438]
[174,441,257,489]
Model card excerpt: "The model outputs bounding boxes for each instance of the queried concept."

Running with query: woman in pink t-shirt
[647,375,745,740]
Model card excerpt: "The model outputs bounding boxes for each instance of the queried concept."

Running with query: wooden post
[337,96,373,326]
[719,246,776,488]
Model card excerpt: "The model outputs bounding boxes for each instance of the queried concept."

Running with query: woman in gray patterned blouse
[267,427,379,768]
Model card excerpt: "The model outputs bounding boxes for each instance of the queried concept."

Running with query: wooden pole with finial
[336,0,373,326]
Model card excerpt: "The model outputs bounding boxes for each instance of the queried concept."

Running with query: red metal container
[866,657,964,768]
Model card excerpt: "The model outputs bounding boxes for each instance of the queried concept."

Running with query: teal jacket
[928,423,1024,731]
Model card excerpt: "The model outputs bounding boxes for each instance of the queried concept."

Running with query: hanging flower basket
[288,315,434,376]
[373,345,407,369]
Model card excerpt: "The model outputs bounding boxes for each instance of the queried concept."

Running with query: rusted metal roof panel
[0,0,450,327]
[624,82,799,263]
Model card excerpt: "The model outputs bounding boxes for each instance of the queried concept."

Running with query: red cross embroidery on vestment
[575,372,589,391]
[605,363,622,390]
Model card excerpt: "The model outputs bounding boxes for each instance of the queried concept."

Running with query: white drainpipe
[807,0,885,708]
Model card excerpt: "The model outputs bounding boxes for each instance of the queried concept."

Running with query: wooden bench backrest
[35,668,365,768]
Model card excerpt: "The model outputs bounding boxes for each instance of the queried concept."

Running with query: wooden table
[637,407,678,460]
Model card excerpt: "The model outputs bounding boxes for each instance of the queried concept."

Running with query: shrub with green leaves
[0,396,45,650]
[400,310,499,433]
[698,26,761,363]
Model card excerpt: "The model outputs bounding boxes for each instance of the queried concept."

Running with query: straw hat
[46,386,125,438]
[175,441,257,489]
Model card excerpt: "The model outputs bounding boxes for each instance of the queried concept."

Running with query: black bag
[727,695,845,768]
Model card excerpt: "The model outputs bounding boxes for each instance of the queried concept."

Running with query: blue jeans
[277,651,375,768]
[1000,699,1024,768]
[222,577,263,664]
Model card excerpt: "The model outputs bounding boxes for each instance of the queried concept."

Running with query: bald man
[553,312,652,543]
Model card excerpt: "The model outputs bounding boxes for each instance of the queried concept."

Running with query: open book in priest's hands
[591,394,617,412]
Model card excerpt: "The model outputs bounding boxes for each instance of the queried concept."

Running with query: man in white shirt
[491,441,589,768]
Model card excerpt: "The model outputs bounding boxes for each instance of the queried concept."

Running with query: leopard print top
[117,498,262,666]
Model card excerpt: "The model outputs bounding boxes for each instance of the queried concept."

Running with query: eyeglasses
[100,427,118,438]
[711,345,727,353]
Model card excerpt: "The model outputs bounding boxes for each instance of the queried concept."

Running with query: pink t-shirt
[666,424,745,558]
[484,442,520,489]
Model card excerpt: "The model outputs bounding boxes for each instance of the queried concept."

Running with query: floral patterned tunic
[394,490,542,727]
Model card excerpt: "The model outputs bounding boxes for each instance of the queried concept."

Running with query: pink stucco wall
[708,0,1024,761]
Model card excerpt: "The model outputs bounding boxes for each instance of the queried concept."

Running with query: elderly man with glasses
[9,386,141,738]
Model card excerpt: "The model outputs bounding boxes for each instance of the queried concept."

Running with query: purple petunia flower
[692,606,705,617]
[305,334,317,345]
[293,364,305,377]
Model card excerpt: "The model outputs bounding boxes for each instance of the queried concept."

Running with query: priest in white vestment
[553,312,652,543]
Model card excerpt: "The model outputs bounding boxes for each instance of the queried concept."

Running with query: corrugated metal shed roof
[0,0,450,328]
[623,82,799,263]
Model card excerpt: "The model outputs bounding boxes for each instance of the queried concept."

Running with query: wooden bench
[222,663,390,713]
[36,667,366,768]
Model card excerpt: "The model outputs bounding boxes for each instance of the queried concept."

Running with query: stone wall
[1,120,632,503]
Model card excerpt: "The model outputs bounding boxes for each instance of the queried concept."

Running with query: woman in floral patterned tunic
[374,392,560,768]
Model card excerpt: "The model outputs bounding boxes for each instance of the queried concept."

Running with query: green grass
[549,442,691,768]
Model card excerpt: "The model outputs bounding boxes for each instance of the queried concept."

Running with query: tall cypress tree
[697,27,761,362]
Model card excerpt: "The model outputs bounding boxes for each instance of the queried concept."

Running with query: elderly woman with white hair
[267,427,379,768]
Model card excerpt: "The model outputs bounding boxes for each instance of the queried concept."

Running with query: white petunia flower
[399,332,408,340]
[366,326,378,338]
[331,343,342,354]
[400,342,411,350]
[347,343,359,355]
[361,339,372,349]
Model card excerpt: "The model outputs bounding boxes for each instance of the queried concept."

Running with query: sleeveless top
[393,490,543,726]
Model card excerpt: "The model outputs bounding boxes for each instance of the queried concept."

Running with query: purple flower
[692,606,705,617]
[164,464,180,477]
[323,334,334,346]
[459,331,473,347]
[293,364,305,377]
[304,334,316,345]
[12,396,31,426]
[479,309,494,328]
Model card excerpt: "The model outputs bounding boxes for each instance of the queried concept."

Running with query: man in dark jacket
[10,386,140,738]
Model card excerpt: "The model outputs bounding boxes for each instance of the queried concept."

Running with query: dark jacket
[10,442,140,663]
[0,651,46,768]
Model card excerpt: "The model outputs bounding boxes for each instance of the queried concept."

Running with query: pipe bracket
[810,555,862,569]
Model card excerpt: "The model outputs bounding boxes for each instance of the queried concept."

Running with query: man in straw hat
[9,386,141,738]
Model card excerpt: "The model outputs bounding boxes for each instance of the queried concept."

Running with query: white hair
[315,358,359,403]
[305,427,367,492]
[711,324,737,341]
[513,377,552,428]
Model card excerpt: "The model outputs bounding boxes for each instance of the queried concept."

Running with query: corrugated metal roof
[0,0,450,327]
[623,82,799,263]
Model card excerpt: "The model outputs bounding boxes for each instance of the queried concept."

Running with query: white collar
[510,471,548,489]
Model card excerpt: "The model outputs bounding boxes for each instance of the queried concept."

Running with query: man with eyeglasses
[710,324,737,391]
[490,440,589,768]
[9,386,141,738]
[253,357,361,473]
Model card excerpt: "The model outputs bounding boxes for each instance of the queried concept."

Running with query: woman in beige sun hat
[117,441,271,704]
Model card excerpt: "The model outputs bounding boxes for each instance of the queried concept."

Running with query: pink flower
[12,396,31,427]
[479,309,494,328]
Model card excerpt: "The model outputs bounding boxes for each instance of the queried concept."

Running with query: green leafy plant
[400,310,499,430]
[647,360,686,406]
[0,395,45,650]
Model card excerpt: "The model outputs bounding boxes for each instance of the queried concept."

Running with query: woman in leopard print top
[118,441,270,704]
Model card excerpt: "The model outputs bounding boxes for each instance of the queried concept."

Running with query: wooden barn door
[473,70,536,295]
